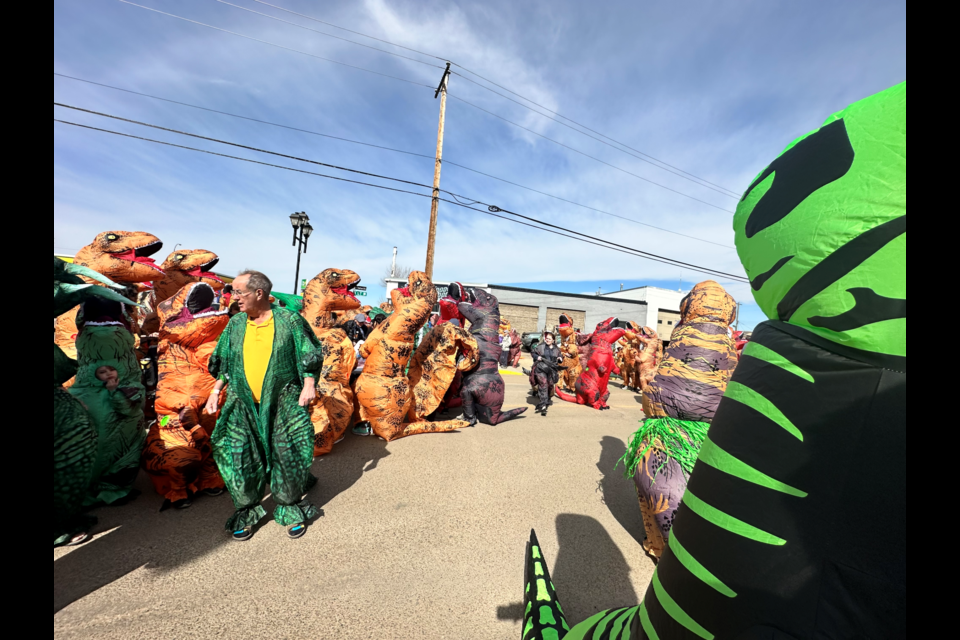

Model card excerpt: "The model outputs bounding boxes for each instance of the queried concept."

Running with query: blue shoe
[352,423,373,437]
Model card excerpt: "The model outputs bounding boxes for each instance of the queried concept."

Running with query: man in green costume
[204,270,323,540]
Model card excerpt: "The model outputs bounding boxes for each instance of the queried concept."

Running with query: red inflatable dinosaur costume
[556,318,626,410]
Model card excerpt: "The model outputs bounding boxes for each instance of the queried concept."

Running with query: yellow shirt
[243,313,275,404]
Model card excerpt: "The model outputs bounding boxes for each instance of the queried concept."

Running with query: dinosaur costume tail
[554,388,578,404]
[523,530,570,640]
[492,407,528,424]
[378,418,471,442]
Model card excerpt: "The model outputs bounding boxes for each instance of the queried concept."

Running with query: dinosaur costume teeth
[555,318,625,410]
[457,289,528,425]
[143,283,229,502]
[356,271,471,441]
[534,82,906,639]
[301,269,362,456]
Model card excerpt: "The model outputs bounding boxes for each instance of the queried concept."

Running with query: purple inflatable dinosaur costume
[457,289,528,426]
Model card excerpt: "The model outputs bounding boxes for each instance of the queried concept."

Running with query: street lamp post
[289,212,313,296]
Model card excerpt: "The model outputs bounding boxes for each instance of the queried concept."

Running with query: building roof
[602,285,686,296]
[490,284,648,305]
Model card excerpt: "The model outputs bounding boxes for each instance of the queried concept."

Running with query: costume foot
[287,523,307,540]
[456,414,479,427]
[200,488,225,497]
[232,527,254,542]
[352,423,373,437]
[65,532,91,547]
[173,498,193,510]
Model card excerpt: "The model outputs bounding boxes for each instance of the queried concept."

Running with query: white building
[599,286,688,340]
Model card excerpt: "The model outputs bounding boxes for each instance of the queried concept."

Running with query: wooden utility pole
[424,62,451,280]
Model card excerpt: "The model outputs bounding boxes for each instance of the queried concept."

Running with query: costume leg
[460,386,478,424]
[270,385,319,527]
[212,403,268,531]
[535,370,551,408]
[633,448,685,559]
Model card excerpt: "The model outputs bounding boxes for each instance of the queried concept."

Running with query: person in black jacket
[528,332,564,416]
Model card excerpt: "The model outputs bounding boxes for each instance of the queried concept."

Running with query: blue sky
[54,0,906,331]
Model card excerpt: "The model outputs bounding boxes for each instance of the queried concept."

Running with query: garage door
[500,304,540,335]
[546,308,586,333]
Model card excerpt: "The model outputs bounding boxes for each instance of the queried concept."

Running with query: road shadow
[597,436,646,546]
[497,601,525,622]
[55,433,392,615]
[54,471,236,614]
[309,432,391,509]
[552,514,639,624]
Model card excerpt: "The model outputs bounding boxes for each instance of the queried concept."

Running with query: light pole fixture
[290,212,311,295]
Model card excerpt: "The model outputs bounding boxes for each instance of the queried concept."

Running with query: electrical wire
[449,94,736,214]
[213,0,446,70]
[247,0,741,197]
[115,0,435,89]
[52,73,734,248]
[54,116,748,281]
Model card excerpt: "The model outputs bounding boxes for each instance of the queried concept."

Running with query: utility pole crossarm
[424,63,451,280]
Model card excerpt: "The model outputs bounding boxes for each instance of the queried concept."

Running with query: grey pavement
[54,360,654,639]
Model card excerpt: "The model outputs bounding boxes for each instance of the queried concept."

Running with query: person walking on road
[528,332,564,416]
[204,270,323,541]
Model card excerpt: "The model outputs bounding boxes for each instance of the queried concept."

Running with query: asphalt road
[54,357,655,639]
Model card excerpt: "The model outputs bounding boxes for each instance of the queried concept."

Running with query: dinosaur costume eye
[106,234,119,241]
[176,255,185,261]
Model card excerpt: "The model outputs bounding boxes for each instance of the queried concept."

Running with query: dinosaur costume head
[157,282,230,349]
[459,288,501,342]
[378,271,437,340]
[734,81,906,360]
[302,268,362,332]
[153,250,224,302]
[74,231,165,285]
[591,317,627,345]
[54,258,131,318]
[679,280,737,327]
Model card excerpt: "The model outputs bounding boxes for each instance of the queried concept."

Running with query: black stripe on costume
[750,255,794,291]
[777,215,906,323]
[742,119,855,238]
[808,287,906,332]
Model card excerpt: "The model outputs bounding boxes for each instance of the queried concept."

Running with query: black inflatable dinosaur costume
[520,82,906,639]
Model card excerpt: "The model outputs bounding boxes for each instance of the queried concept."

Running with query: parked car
[521,332,542,352]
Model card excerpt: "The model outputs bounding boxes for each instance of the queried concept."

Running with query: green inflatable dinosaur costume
[521,82,906,639]
[54,258,135,545]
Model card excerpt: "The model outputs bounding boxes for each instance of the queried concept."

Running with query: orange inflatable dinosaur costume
[355,272,470,441]
[54,231,165,360]
[142,282,229,504]
[557,315,582,391]
[301,268,362,456]
[140,250,225,334]
[408,321,480,422]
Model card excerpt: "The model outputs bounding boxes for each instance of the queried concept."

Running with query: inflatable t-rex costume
[556,318,626,410]
[69,297,147,506]
[140,250,224,334]
[618,339,640,390]
[54,231,164,360]
[408,321,480,421]
[142,283,229,503]
[508,329,523,367]
[517,81,906,640]
[301,268,362,455]
[557,316,582,391]
[457,289,528,425]
[632,326,663,392]
[621,280,738,559]
[438,282,469,325]
[355,272,469,441]
[54,258,132,546]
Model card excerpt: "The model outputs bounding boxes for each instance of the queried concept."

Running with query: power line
[115,0,435,89]
[118,0,737,211]
[244,0,740,198]
[53,73,734,248]
[213,0,446,70]
[448,94,736,214]
[54,116,747,281]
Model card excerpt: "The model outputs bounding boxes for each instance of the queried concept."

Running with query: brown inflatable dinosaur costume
[355,272,469,441]
[557,315,583,392]
[54,231,165,361]
[301,268,362,456]
[140,250,224,334]
[408,321,480,422]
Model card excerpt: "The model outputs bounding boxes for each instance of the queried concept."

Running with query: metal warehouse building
[385,280,687,341]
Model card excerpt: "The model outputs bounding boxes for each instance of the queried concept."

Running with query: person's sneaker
[200,488,224,497]
[173,498,193,510]
[352,423,373,437]
[232,527,254,542]
[287,523,307,540]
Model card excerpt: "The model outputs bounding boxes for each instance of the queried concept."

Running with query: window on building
[658,320,663,324]
[668,321,673,326]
